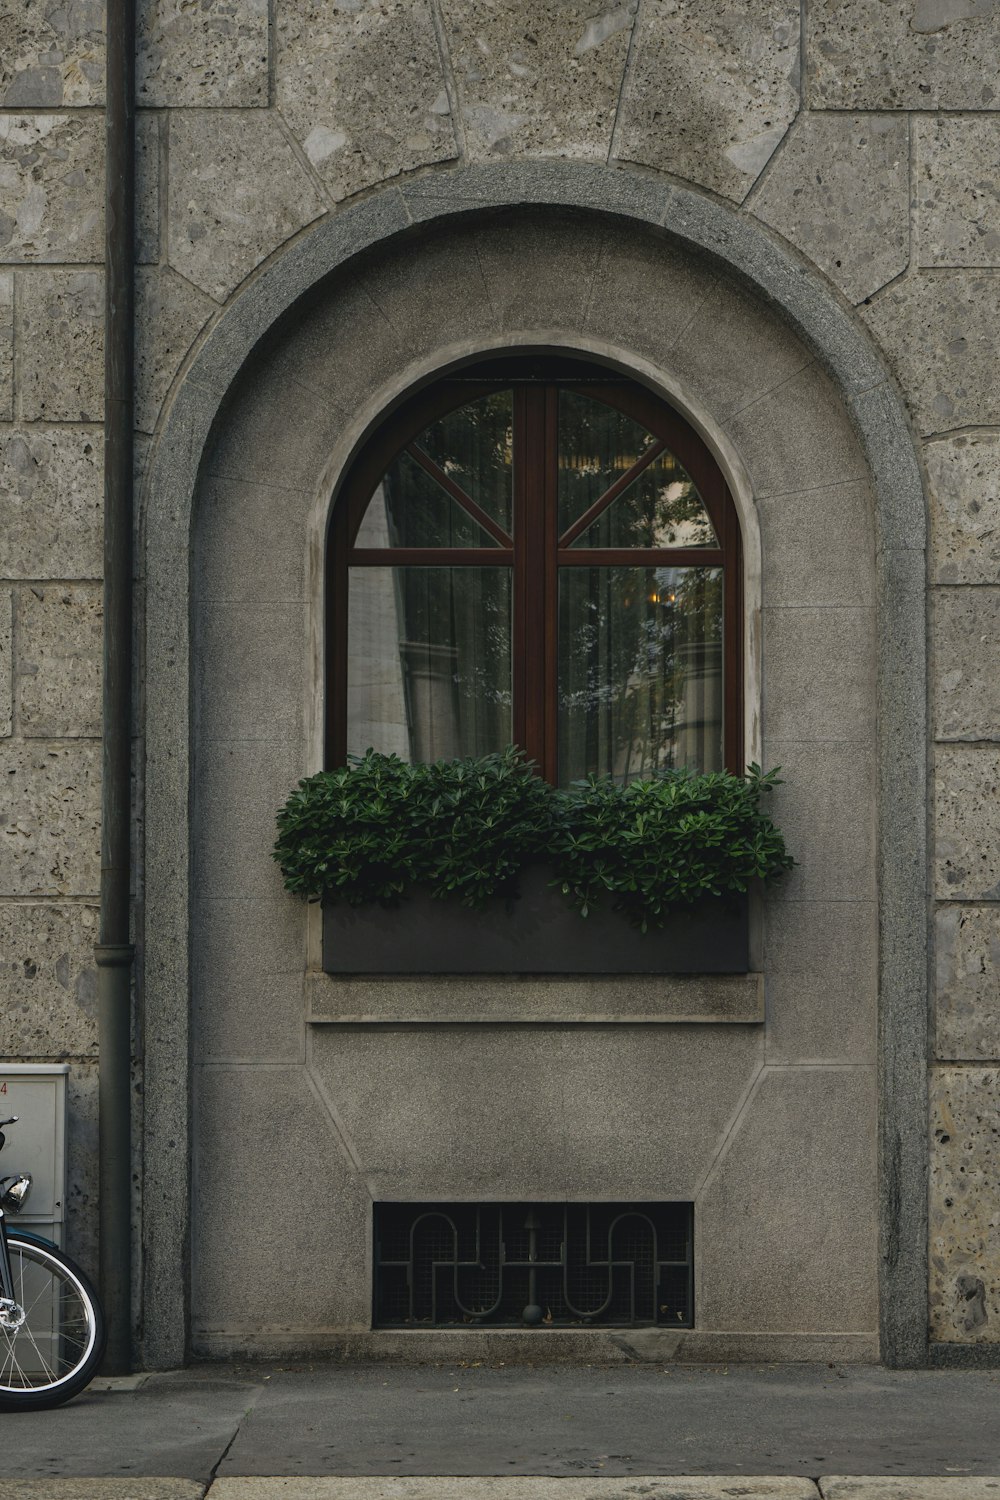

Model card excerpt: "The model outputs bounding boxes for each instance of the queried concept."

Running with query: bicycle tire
[0,1234,107,1410]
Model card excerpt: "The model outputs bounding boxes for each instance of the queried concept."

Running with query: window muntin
[328,364,742,784]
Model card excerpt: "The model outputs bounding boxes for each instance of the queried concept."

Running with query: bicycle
[0,1114,107,1408]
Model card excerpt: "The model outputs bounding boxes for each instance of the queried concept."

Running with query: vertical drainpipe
[96,0,135,1374]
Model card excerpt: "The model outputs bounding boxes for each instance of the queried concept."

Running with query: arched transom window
[327,357,743,784]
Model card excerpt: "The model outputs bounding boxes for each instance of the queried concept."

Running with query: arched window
[326,356,743,784]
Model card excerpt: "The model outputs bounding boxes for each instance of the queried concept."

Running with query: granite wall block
[17,268,103,422]
[0,902,98,1056]
[0,741,101,897]
[935,746,1000,901]
[917,115,1000,268]
[0,271,11,420]
[933,587,1000,742]
[0,0,105,108]
[0,428,103,580]
[930,1067,1000,1344]
[15,584,102,738]
[0,112,103,263]
[927,433,1000,586]
[936,907,1000,1063]
[0,590,10,738]
[137,0,269,108]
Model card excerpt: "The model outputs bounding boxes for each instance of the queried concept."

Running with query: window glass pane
[558,390,717,549]
[558,566,723,785]
[355,453,499,549]
[419,391,514,536]
[347,566,512,762]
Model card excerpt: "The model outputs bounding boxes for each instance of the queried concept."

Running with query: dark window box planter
[322,866,749,975]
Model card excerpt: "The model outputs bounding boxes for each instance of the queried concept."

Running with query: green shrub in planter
[273,749,793,930]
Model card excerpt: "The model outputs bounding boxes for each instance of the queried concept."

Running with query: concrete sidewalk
[0,1363,997,1499]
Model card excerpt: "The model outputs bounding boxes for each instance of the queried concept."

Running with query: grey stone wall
[0,5,105,1277]
[4,0,999,1354]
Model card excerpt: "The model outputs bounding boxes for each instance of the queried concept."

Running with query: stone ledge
[306,971,764,1025]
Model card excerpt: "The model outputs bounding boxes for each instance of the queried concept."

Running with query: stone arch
[141,164,926,1368]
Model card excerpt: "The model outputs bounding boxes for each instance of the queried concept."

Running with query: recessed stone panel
[443,0,633,162]
[0,902,98,1055]
[807,1,1000,110]
[862,272,1000,434]
[167,111,326,303]
[276,0,457,203]
[0,1,104,107]
[195,602,304,744]
[193,739,304,900]
[309,1025,763,1201]
[728,362,868,499]
[761,740,876,904]
[0,741,101,897]
[764,901,877,1065]
[0,271,12,419]
[0,590,10,737]
[0,427,102,579]
[17,268,103,422]
[135,268,215,433]
[697,1066,877,1332]
[193,898,305,1064]
[193,1066,370,1332]
[933,587,1000,741]
[758,482,875,609]
[935,745,1000,901]
[935,906,1000,1062]
[927,432,1000,586]
[930,1066,1000,1343]
[617,0,799,203]
[917,115,1000,268]
[761,606,876,744]
[137,0,269,108]
[0,113,103,262]
[751,113,909,304]
[16,583,102,738]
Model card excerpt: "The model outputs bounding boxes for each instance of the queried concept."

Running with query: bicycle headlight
[2,1175,31,1213]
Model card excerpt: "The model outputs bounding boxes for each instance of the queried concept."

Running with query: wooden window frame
[325,366,744,781]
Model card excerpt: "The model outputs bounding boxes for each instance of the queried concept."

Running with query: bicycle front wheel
[0,1235,106,1409]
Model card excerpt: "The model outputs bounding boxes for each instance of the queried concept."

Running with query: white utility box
[0,1063,69,1248]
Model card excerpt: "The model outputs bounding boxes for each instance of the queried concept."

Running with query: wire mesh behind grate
[374,1202,693,1328]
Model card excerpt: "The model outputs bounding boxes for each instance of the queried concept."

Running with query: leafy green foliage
[273,751,793,928]
[547,764,793,931]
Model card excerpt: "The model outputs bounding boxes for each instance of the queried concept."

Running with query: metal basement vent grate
[373,1202,693,1328]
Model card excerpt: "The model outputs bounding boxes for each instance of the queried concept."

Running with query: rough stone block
[310,1025,762,1201]
[807,1,1000,110]
[751,113,909,304]
[727,361,868,499]
[0,112,103,262]
[0,0,104,107]
[135,268,215,432]
[762,606,875,744]
[697,1066,877,1333]
[137,0,268,108]
[0,590,10,736]
[935,906,1000,1062]
[0,741,101,897]
[276,0,457,203]
[935,745,1000,900]
[193,898,305,1063]
[136,110,160,264]
[930,1066,1000,1343]
[933,587,1000,741]
[192,1066,370,1332]
[762,740,876,904]
[763,900,877,1064]
[617,0,799,203]
[16,584,102,738]
[195,602,304,744]
[17,268,103,421]
[917,115,1000,268]
[0,902,98,1055]
[0,427,102,578]
[166,111,326,303]
[927,432,1000,585]
[759,482,875,608]
[442,0,633,162]
[0,270,11,419]
[862,271,1000,435]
